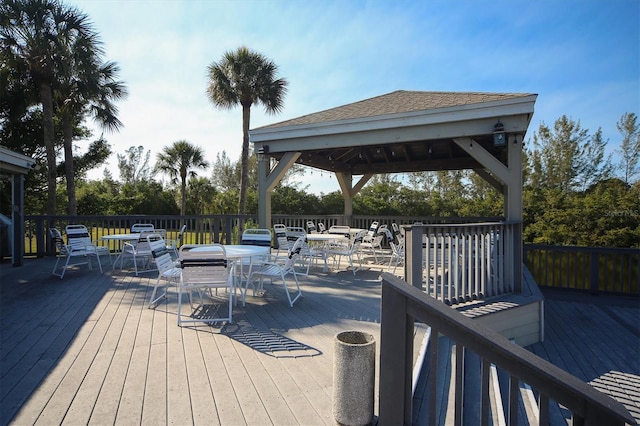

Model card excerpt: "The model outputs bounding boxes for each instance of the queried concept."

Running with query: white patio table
[305,234,349,272]
[102,233,143,270]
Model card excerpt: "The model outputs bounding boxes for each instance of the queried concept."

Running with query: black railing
[524,244,640,296]
[378,272,635,425]
[18,214,504,259]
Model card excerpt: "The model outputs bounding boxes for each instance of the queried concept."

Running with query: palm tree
[155,141,209,218]
[206,46,288,216]
[1,0,95,215]
[57,31,127,215]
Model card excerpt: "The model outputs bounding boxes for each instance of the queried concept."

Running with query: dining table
[102,233,144,270]
[305,233,349,272]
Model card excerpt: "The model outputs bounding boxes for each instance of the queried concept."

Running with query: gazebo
[0,146,36,266]
[250,90,537,293]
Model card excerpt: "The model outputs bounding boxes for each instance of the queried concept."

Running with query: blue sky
[69,0,639,193]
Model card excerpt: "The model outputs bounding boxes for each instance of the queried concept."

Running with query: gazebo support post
[257,151,301,229]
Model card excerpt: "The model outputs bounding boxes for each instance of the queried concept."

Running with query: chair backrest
[131,223,154,233]
[273,224,287,238]
[351,230,367,250]
[392,222,403,242]
[50,228,66,252]
[147,233,167,256]
[317,222,327,233]
[241,228,272,246]
[179,244,230,286]
[307,221,317,234]
[154,251,176,275]
[367,221,379,237]
[282,236,305,272]
[65,224,92,250]
[286,226,306,241]
[328,225,350,237]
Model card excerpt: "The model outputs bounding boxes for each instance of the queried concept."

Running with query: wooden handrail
[378,272,635,425]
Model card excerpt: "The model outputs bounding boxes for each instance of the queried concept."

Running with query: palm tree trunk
[62,117,77,215]
[238,103,251,217]
[40,82,57,216]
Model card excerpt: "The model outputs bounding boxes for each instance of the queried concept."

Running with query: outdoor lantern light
[493,121,506,147]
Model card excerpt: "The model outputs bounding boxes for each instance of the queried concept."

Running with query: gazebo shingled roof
[257,90,535,129]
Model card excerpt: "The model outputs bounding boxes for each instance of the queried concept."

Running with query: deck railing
[404,222,521,304]
[19,214,503,258]
[524,244,640,296]
[378,272,635,425]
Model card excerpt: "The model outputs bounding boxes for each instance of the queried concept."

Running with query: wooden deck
[1,256,422,425]
[1,256,638,425]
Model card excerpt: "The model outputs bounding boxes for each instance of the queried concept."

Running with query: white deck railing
[404,222,522,304]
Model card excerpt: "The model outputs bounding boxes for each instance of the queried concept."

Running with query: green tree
[117,146,154,185]
[57,30,127,215]
[155,140,209,216]
[186,177,217,215]
[1,0,95,215]
[616,112,640,185]
[206,46,288,216]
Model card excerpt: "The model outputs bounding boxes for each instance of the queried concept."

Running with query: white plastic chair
[307,221,317,234]
[326,230,367,275]
[51,226,104,278]
[177,244,234,326]
[148,247,181,309]
[273,224,290,259]
[362,221,380,243]
[317,222,327,233]
[119,231,161,275]
[166,224,186,258]
[131,223,154,233]
[360,224,387,263]
[245,236,304,307]
[386,228,405,274]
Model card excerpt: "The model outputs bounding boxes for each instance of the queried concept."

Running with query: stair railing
[378,272,635,425]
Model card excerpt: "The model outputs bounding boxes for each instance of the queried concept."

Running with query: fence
[404,222,521,304]
[524,244,640,296]
[377,272,635,425]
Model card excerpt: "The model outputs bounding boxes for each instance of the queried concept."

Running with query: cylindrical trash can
[333,330,376,426]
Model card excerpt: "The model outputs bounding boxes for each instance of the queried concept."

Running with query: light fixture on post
[493,121,506,147]
[256,145,269,160]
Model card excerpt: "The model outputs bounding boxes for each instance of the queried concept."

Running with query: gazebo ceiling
[250,90,537,175]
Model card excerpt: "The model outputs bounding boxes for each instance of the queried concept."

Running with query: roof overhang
[250,91,537,175]
[0,146,36,175]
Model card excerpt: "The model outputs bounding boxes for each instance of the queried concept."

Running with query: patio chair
[317,222,327,233]
[118,231,161,275]
[362,221,379,244]
[131,223,154,233]
[326,230,367,275]
[360,224,387,263]
[148,247,181,309]
[328,225,351,238]
[177,244,234,326]
[307,221,317,234]
[287,226,325,275]
[385,227,405,274]
[273,224,290,258]
[165,224,186,258]
[51,226,104,278]
[244,236,304,307]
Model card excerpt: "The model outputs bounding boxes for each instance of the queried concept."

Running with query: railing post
[405,226,423,290]
[589,251,600,295]
[379,276,414,425]
[35,218,45,258]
